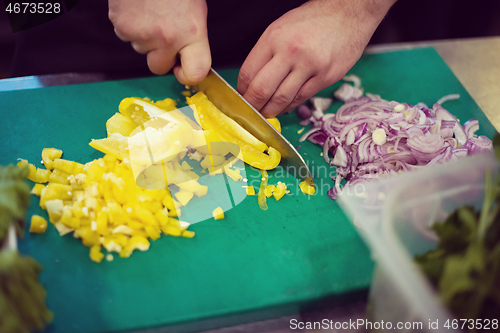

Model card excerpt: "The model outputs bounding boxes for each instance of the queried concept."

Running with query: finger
[114,27,130,42]
[173,39,211,85]
[237,43,273,95]
[146,48,178,75]
[131,41,154,55]
[282,77,324,114]
[241,58,291,111]
[260,70,313,118]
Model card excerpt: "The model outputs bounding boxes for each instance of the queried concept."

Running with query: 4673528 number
[444,318,498,330]
[5,2,61,14]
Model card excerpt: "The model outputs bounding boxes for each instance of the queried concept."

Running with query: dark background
[0,0,499,79]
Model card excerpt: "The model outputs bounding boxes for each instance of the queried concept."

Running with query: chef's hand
[237,0,396,118]
[108,0,211,85]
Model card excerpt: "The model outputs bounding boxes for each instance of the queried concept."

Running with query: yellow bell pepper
[264,184,275,198]
[187,92,281,170]
[41,148,63,170]
[90,244,105,263]
[30,215,48,233]
[273,182,287,201]
[246,186,255,196]
[299,180,316,195]
[212,206,224,220]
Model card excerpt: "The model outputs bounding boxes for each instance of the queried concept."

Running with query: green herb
[0,165,30,242]
[416,138,500,327]
[0,164,53,332]
[0,250,53,333]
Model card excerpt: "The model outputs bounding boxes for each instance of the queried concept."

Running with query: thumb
[174,40,212,85]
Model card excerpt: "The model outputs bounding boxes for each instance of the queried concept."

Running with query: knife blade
[192,68,313,184]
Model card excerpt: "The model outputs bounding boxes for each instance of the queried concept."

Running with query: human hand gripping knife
[192,68,314,186]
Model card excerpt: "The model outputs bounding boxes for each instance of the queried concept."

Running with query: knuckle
[248,84,269,104]
[271,92,292,107]
[238,69,253,87]
[157,27,175,46]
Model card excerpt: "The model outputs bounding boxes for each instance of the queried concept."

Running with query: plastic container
[338,153,498,332]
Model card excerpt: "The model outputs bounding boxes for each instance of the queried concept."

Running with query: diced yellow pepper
[176,180,207,198]
[162,195,182,217]
[45,199,64,223]
[75,227,100,247]
[299,180,316,195]
[102,154,117,171]
[42,148,63,170]
[31,167,51,183]
[119,235,150,258]
[145,225,161,240]
[60,207,80,229]
[264,184,275,198]
[181,230,195,238]
[154,208,169,226]
[31,184,46,196]
[174,190,194,206]
[53,158,85,175]
[161,224,182,237]
[140,200,161,214]
[90,245,104,263]
[95,211,110,236]
[127,219,144,230]
[48,169,71,184]
[224,167,243,182]
[134,205,158,226]
[273,182,287,201]
[18,159,51,183]
[212,206,224,220]
[246,186,255,196]
[30,215,48,233]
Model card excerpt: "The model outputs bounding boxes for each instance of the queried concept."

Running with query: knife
[192,68,313,185]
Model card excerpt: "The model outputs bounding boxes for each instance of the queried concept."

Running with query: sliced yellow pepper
[258,170,269,211]
[187,92,268,152]
[267,118,281,133]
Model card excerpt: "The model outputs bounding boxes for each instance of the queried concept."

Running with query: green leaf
[439,242,485,303]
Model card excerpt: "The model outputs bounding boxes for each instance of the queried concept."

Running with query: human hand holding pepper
[237,0,396,118]
[108,0,211,85]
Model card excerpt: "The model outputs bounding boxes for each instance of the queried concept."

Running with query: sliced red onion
[453,122,468,145]
[299,118,311,126]
[308,131,328,145]
[332,145,348,167]
[298,127,321,142]
[296,104,312,120]
[334,83,363,102]
[436,93,460,105]
[464,119,479,139]
[310,96,333,114]
[463,135,493,154]
[297,78,493,200]
[342,75,362,89]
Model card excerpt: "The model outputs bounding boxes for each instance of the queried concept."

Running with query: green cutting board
[1,47,496,333]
